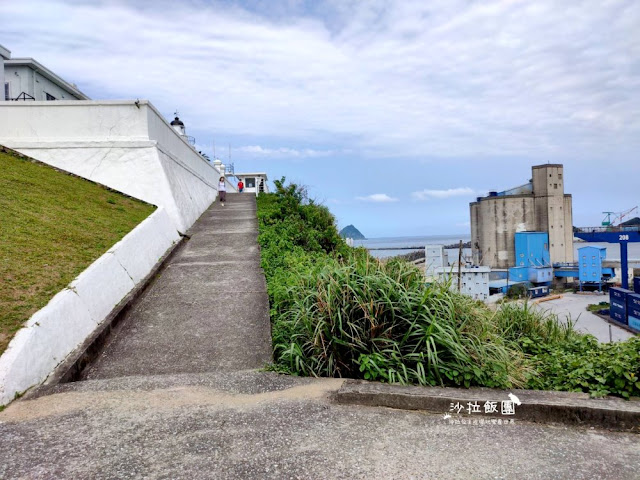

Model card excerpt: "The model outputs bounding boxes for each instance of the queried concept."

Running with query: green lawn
[0,149,156,354]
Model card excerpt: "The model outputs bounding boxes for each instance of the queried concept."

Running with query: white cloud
[356,193,398,203]
[236,145,334,158]
[412,187,476,200]
[1,0,639,161]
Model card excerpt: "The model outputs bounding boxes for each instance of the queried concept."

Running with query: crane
[602,206,638,227]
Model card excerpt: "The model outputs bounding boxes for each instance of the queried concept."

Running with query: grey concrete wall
[563,195,574,262]
[532,165,571,264]
[471,196,535,268]
[470,164,574,268]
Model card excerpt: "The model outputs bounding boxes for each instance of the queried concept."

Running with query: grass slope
[0,149,156,354]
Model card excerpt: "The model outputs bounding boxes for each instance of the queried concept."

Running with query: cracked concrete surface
[1,371,639,480]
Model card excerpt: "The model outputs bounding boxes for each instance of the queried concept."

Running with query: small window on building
[558,173,563,179]
[554,183,558,189]
[45,92,56,101]
[245,177,256,188]
[4,82,9,100]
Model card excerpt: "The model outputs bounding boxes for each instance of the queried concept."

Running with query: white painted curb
[0,207,180,406]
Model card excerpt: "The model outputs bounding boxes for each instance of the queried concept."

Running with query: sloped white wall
[0,208,180,406]
[0,100,234,405]
[0,100,235,232]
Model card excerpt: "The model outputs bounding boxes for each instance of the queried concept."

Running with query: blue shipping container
[610,310,627,323]
[628,293,640,310]
[610,287,632,301]
[610,299,626,313]
[634,277,640,294]
[628,315,640,331]
[629,306,640,319]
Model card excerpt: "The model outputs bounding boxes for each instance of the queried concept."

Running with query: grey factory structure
[470,164,573,269]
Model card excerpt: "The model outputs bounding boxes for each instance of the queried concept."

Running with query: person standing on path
[218,177,226,206]
[237,179,244,193]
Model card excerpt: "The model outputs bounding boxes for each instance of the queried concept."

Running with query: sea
[356,235,640,267]
[354,235,471,259]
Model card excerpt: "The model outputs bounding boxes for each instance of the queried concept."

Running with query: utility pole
[457,240,463,292]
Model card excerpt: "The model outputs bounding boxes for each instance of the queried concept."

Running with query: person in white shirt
[218,177,226,206]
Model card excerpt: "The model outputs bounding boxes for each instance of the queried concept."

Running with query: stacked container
[609,287,631,324]
[627,292,640,331]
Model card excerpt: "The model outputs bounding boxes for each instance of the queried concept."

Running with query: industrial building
[434,266,490,301]
[1,44,89,101]
[470,164,573,269]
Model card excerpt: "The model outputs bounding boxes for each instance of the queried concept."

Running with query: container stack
[628,292,640,331]
[609,287,631,324]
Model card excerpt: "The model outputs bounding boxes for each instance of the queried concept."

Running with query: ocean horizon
[354,234,471,259]
[354,235,640,265]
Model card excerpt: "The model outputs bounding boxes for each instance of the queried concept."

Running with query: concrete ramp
[82,193,272,379]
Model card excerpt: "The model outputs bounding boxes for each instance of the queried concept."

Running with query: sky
[2,0,639,237]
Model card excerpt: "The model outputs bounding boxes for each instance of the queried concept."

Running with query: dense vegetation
[257,179,640,398]
[0,149,155,353]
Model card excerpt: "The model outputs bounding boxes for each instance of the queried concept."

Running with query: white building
[1,44,89,101]
[434,266,491,301]
[425,244,448,278]
[235,172,269,195]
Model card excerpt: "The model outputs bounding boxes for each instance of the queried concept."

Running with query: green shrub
[270,251,527,388]
[257,178,640,399]
[527,336,640,398]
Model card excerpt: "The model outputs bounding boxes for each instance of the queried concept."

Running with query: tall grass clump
[272,252,527,388]
[257,178,640,398]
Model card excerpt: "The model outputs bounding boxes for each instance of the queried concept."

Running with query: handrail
[576,225,640,233]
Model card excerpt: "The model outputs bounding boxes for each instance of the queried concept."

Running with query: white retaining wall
[0,208,180,406]
[0,100,235,233]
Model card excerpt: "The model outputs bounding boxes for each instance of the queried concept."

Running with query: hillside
[339,224,365,240]
[621,217,640,226]
[0,149,155,354]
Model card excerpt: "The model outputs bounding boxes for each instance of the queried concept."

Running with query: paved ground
[1,195,639,479]
[534,293,635,342]
[82,193,272,379]
[2,371,640,480]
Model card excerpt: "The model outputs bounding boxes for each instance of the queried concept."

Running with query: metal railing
[575,225,640,233]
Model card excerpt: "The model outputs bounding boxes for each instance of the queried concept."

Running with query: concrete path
[2,372,639,479]
[533,293,634,342]
[82,193,272,379]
